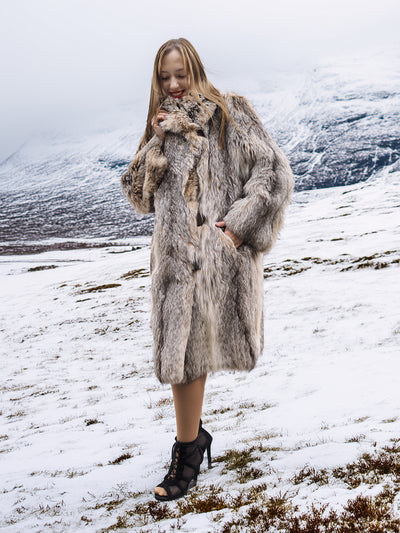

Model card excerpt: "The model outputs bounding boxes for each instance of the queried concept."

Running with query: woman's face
[160,49,189,98]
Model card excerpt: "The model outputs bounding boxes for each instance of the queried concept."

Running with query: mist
[0,0,399,162]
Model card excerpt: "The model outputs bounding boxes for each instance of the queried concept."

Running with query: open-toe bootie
[154,437,205,501]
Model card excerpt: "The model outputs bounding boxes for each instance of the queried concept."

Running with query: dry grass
[99,443,400,531]
[85,418,101,426]
[263,250,399,279]
[120,268,149,279]
[292,465,330,486]
[80,283,121,293]
[332,444,400,488]
[27,265,58,272]
[101,480,400,532]
[213,444,268,480]
[108,453,133,465]
[220,493,400,532]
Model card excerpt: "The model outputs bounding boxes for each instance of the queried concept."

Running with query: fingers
[225,228,243,248]
[152,112,168,141]
[152,112,169,128]
[215,221,243,248]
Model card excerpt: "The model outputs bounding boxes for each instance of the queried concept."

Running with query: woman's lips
[170,90,185,98]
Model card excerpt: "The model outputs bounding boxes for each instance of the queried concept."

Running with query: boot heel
[206,443,212,469]
[198,419,213,469]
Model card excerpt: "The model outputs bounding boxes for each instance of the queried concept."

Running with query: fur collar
[160,95,217,133]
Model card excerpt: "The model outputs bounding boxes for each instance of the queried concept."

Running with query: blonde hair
[139,38,232,150]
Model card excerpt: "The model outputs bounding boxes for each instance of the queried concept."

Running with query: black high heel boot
[198,419,213,469]
[154,437,204,501]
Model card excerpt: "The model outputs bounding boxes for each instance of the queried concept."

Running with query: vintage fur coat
[121,93,294,384]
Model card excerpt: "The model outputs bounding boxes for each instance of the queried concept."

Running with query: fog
[0,0,399,161]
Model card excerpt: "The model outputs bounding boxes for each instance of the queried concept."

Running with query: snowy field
[1,168,399,531]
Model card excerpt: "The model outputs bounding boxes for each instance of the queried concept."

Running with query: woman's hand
[215,221,243,248]
[152,111,169,141]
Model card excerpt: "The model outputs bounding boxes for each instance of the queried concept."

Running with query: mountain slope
[1,52,399,246]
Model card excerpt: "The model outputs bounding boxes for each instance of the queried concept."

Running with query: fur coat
[121,93,294,384]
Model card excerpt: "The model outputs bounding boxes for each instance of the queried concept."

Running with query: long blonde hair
[139,38,232,150]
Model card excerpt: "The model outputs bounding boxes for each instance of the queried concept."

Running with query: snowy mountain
[0,51,399,251]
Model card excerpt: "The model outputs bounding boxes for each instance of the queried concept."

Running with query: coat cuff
[121,135,167,215]
[223,170,293,254]
[223,197,267,250]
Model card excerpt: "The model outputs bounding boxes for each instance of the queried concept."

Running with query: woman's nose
[170,77,179,90]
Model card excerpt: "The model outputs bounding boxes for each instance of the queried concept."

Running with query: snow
[1,168,399,531]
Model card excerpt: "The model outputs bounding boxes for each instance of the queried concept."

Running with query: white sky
[0,0,399,161]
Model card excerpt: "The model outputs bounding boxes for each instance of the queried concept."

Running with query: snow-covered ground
[1,168,399,532]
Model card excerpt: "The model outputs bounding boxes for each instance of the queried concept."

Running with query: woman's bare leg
[154,374,207,497]
[172,374,207,442]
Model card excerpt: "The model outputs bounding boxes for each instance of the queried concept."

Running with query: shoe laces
[166,442,184,480]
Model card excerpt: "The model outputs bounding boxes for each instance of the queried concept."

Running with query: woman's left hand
[215,221,243,248]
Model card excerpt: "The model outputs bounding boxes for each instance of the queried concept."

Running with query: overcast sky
[0,0,399,161]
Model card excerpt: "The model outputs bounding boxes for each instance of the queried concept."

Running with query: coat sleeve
[223,94,294,254]
[120,134,168,214]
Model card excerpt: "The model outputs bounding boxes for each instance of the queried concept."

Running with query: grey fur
[121,93,294,384]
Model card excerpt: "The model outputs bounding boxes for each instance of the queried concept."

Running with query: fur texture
[121,93,294,384]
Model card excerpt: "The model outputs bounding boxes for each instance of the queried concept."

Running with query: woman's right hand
[152,111,169,141]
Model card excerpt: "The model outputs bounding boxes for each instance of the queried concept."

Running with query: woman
[121,38,294,501]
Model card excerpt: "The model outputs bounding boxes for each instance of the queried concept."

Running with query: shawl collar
[160,95,217,135]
